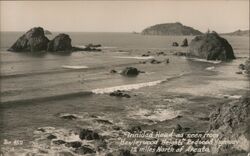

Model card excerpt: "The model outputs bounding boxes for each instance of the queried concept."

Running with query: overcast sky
[0,1,249,33]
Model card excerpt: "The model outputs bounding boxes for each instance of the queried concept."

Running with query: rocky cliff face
[209,95,250,154]
[141,22,203,36]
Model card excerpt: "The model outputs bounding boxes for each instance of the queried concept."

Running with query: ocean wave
[128,108,180,122]
[186,58,221,64]
[92,74,186,94]
[62,65,88,69]
[113,56,154,60]
[205,66,215,71]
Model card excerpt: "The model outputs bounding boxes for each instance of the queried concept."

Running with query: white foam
[92,80,163,94]
[205,66,215,70]
[218,94,242,99]
[113,56,154,60]
[128,108,180,122]
[62,65,88,69]
[186,58,221,64]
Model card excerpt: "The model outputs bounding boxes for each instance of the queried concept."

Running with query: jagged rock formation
[142,22,203,36]
[188,32,236,61]
[8,27,102,53]
[8,27,49,52]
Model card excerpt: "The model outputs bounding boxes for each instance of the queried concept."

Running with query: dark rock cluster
[121,67,140,77]
[8,27,101,53]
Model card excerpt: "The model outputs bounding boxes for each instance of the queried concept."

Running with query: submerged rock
[8,27,49,52]
[142,54,150,57]
[74,146,96,155]
[172,42,179,47]
[53,140,66,145]
[173,52,187,56]
[109,90,131,98]
[47,134,57,140]
[181,38,188,47]
[149,59,161,64]
[239,64,245,70]
[110,69,117,74]
[128,126,142,133]
[60,114,78,120]
[79,129,101,140]
[189,32,236,61]
[47,34,72,52]
[65,141,82,148]
[85,43,102,48]
[121,67,140,77]
[95,119,113,125]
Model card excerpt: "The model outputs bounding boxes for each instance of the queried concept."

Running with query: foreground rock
[121,67,140,77]
[47,34,72,52]
[189,32,236,61]
[209,95,250,153]
[8,27,49,52]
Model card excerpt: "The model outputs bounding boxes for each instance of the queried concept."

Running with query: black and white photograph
[0,0,249,155]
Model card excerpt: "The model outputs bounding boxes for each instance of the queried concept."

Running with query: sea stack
[189,31,236,61]
[8,27,49,52]
[181,38,188,47]
[47,34,72,52]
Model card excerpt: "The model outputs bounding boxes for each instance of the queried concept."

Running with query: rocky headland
[142,22,203,36]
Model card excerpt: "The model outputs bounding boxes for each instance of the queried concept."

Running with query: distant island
[141,22,203,36]
[220,29,249,36]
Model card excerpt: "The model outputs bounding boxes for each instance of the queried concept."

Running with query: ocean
[0,32,249,155]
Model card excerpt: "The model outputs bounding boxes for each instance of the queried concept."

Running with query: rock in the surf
[173,52,187,56]
[181,38,188,47]
[8,27,49,52]
[79,129,101,140]
[109,90,131,98]
[172,42,179,47]
[209,95,250,153]
[189,31,236,61]
[47,34,72,52]
[121,67,140,77]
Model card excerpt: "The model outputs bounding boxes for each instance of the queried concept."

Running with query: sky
[0,0,249,33]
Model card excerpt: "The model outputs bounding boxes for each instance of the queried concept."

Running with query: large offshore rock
[8,27,49,52]
[189,32,236,61]
[47,34,72,52]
